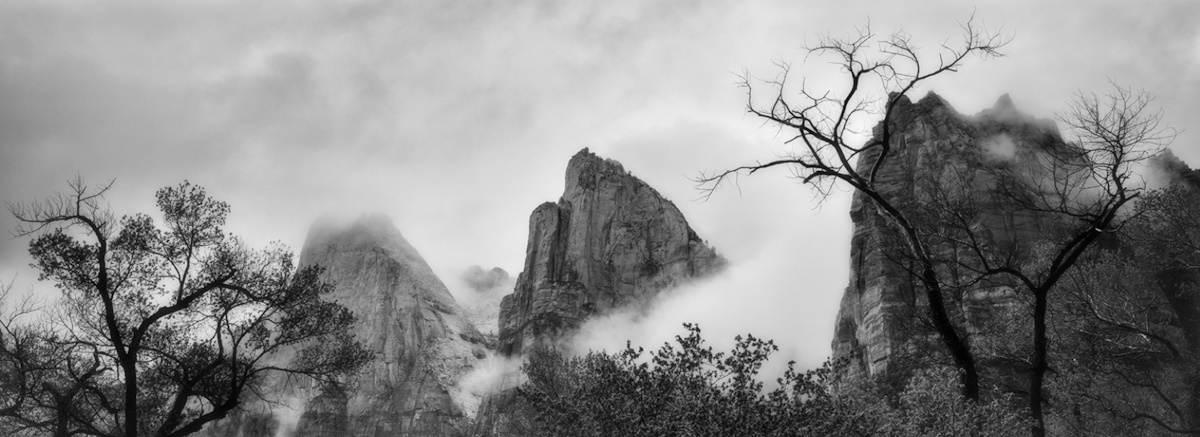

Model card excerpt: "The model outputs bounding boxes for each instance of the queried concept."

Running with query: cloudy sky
[2,0,1199,370]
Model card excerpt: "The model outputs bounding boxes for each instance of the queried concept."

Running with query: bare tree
[942,84,1173,436]
[853,82,1173,436]
[1051,251,1196,436]
[3,179,371,437]
[1052,178,1200,435]
[699,17,1009,401]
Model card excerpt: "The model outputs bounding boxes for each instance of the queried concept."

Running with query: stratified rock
[497,148,725,355]
[831,93,1062,376]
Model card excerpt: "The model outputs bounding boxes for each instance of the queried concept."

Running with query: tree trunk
[879,195,980,401]
[922,267,980,400]
[1030,290,1048,437]
[124,360,138,437]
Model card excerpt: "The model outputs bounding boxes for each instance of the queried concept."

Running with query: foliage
[0,179,371,437]
[1041,183,1200,435]
[507,324,1026,437]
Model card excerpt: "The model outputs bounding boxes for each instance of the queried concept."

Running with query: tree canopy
[1,179,370,437]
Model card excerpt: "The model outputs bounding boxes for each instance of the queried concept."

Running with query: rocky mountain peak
[303,214,442,286]
[496,149,725,356]
[290,215,487,436]
[568,147,626,175]
[834,94,1063,376]
[993,93,1015,111]
[471,149,726,433]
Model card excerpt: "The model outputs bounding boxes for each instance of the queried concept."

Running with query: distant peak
[914,91,951,110]
[994,93,1015,111]
[310,212,396,235]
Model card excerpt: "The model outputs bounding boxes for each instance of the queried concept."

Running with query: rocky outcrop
[472,149,724,434]
[496,148,725,355]
[211,215,488,437]
[296,215,487,436]
[831,93,1063,376]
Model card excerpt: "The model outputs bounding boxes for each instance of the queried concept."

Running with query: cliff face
[206,215,488,437]
[831,93,1063,376]
[294,214,487,436]
[496,148,725,356]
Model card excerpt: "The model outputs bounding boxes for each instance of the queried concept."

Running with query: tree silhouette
[1,179,371,437]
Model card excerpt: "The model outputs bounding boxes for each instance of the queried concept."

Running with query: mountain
[497,148,726,355]
[472,148,725,433]
[831,93,1062,376]
[295,214,488,436]
[209,215,489,437]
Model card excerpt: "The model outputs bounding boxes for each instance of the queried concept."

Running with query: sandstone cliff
[497,148,725,355]
[211,215,488,437]
[831,93,1062,376]
[473,149,724,434]
[296,214,487,436]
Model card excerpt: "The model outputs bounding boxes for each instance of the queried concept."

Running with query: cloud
[452,352,526,419]
[981,134,1018,161]
[1,0,1198,382]
[566,217,849,374]
[270,396,307,437]
[462,266,512,294]
[448,266,516,336]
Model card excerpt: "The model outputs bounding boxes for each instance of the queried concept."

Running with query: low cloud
[981,134,1018,161]
[463,265,512,294]
[563,237,845,381]
[270,396,307,437]
[452,351,526,419]
[448,266,516,336]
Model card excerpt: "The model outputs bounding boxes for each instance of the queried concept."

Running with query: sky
[2,0,1199,371]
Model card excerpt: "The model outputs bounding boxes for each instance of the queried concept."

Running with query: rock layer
[831,93,1062,376]
[497,148,725,355]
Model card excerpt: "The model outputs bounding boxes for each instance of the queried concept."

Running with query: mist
[2,2,1199,435]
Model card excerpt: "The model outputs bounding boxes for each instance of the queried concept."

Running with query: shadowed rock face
[496,148,725,356]
[831,93,1064,376]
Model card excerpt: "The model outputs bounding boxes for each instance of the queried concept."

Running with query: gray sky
[2,0,1199,370]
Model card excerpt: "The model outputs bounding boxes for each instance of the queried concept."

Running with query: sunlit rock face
[831,93,1065,377]
[496,148,726,356]
[204,215,488,437]
[473,149,725,433]
[293,214,488,436]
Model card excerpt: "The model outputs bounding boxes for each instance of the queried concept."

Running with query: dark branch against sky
[1,0,1198,369]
